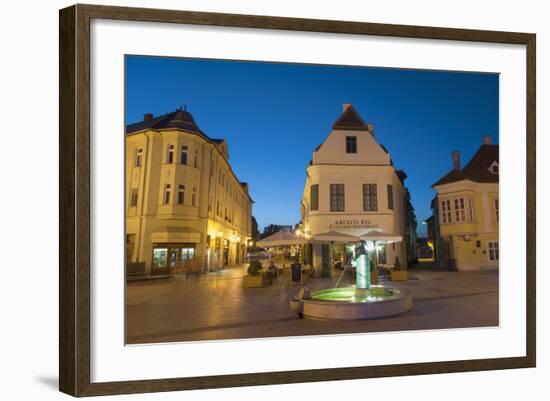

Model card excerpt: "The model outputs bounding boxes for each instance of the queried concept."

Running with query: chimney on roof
[451,151,461,171]
[367,123,374,135]
[144,113,153,121]
[343,103,352,112]
[482,135,492,145]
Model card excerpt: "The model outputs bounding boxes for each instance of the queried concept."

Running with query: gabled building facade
[301,104,416,275]
[431,136,499,271]
[125,108,253,277]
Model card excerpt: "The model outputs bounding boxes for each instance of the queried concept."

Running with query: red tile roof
[432,144,499,187]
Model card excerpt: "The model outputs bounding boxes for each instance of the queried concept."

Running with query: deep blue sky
[126,56,499,236]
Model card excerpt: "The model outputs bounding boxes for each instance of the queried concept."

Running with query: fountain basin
[290,285,412,320]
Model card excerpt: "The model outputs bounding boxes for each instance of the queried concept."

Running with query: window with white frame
[180,145,188,165]
[166,144,174,163]
[177,184,185,205]
[163,184,171,204]
[494,198,499,222]
[454,198,466,222]
[487,241,499,261]
[440,196,472,224]
[441,199,452,224]
[489,161,499,174]
[134,147,143,167]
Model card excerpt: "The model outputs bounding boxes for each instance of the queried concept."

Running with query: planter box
[242,274,269,288]
[390,270,408,281]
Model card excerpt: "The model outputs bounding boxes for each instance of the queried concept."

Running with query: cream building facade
[125,108,253,277]
[301,104,412,275]
[431,137,499,271]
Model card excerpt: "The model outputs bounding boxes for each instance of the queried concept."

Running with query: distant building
[427,198,443,264]
[125,108,253,277]
[431,136,499,271]
[300,104,416,276]
[261,224,293,239]
[402,177,418,265]
[416,238,434,260]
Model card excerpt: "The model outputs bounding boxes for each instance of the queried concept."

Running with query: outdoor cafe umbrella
[312,231,360,243]
[312,231,360,277]
[256,231,308,266]
[359,230,402,244]
[359,230,403,268]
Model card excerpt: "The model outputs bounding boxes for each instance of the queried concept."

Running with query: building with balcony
[430,136,499,271]
[300,104,416,275]
[125,108,253,277]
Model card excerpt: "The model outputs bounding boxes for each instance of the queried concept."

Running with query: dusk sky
[126,56,499,236]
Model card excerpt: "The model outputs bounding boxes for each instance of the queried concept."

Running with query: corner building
[431,137,499,271]
[301,104,415,275]
[125,108,253,277]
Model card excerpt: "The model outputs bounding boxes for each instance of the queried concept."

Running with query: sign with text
[329,219,379,230]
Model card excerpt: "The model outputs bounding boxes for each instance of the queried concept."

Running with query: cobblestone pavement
[126,264,498,344]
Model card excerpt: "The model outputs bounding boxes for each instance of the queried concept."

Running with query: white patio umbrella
[359,230,403,268]
[256,231,308,266]
[312,231,360,243]
[359,230,402,243]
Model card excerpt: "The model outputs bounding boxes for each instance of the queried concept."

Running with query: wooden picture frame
[59,3,536,397]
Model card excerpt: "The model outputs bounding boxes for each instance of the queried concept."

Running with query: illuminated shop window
[152,248,168,268]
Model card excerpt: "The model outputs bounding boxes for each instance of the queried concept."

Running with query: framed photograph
[59,4,536,397]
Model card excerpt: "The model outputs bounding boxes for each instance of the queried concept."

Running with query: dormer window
[489,161,499,174]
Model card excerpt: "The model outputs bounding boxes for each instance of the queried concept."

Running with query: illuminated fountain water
[290,240,412,320]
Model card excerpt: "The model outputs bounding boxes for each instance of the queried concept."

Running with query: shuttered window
[387,184,394,210]
[310,184,319,211]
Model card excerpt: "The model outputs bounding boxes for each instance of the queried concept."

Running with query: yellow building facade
[125,108,253,277]
[301,104,413,276]
[432,136,499,271]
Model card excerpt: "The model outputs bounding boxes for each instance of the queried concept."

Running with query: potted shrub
[242,260,268,288]
[390,256,408,281]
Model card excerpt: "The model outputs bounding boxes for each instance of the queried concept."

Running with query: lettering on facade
[151,232,201,243]
[329,219,379,230]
